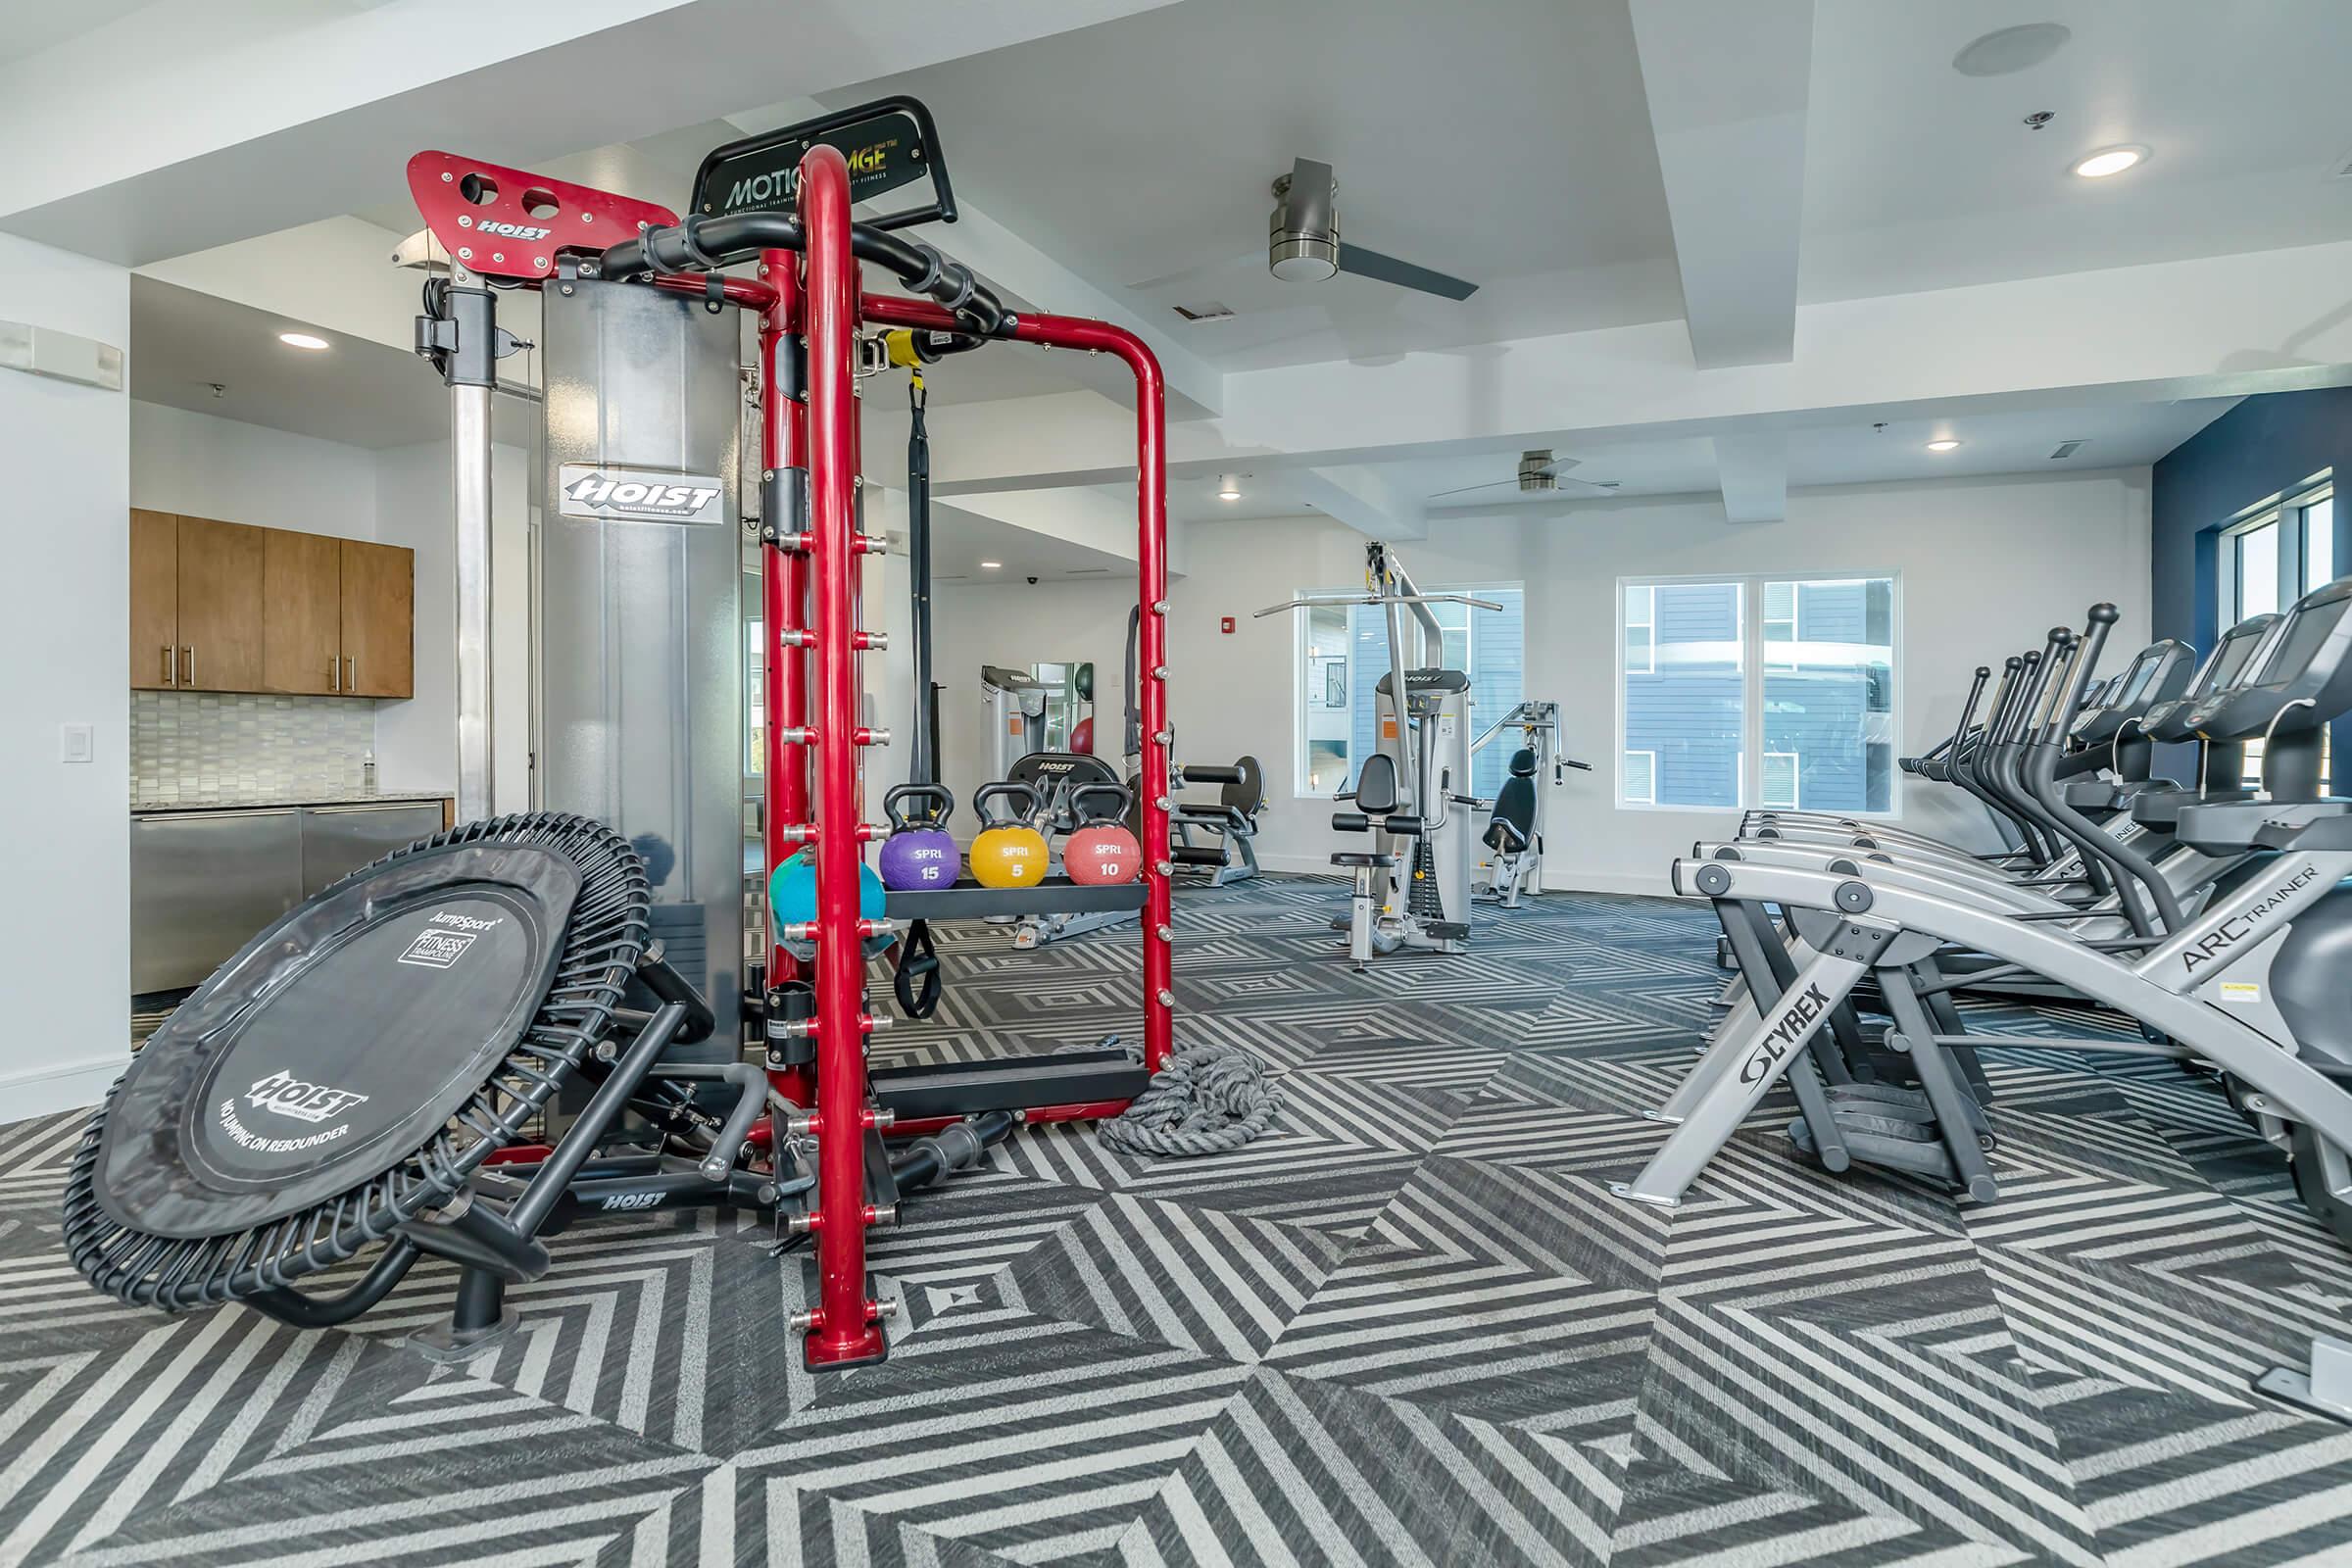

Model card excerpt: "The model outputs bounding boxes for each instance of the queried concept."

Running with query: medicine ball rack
[65,99,1177,1373]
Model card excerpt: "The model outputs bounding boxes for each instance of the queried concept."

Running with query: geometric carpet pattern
[4,877,2350,1565]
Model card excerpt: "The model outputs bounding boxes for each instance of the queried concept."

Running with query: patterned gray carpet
[5,877,2352,1566]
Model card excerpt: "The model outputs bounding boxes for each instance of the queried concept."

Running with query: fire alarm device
[1220,616,1235,634]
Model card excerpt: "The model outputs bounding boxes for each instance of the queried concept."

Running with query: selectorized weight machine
[65,99,1187,1374]
[1470,700,1590,907]
[1259,543,1498,967]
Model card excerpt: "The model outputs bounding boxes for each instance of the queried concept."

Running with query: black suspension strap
[894,918,942,1019]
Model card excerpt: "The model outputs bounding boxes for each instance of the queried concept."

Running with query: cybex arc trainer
[65,99,1180,1373]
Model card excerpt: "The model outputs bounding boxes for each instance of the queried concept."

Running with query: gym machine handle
[2052,603,2120,739]
[599,212,1011,336]
[1179,763,1246,785]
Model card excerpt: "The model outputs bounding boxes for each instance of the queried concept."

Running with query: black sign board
[691,98,956,230]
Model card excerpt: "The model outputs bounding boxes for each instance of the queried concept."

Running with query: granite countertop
[131,792,454,814]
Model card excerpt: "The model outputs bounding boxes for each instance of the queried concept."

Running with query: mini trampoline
[64,813,653,1320]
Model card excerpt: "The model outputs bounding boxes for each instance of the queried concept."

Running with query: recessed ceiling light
[1927,439,1962,453]
[277,331,330,351]
[2072,145,2147,179]
[979,561,1002,570]
[1217,472,1244,501]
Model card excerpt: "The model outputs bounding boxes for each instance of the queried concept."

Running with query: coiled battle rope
[1099,1040,1281,1158]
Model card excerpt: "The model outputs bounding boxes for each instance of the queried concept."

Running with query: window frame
[1623,749,1656,806]
[1623,584,1656,675]
[2218,474,2335,626]
[1615,570,1903,816]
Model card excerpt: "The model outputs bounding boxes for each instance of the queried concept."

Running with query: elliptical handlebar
[2051,603,2121,741]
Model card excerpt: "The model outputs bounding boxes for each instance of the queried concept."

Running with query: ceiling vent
[2048,439,2087,461]
[1171,301,1235,322]
[1067,567,1112,575]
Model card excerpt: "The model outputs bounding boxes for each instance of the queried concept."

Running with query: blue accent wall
[2150,388,2352,779]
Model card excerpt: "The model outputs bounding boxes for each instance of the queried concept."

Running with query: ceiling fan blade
[1532,455,1580,477]
[1426,478,1516,500]
[1337,244,1479,301]
[1553,474,1620,494]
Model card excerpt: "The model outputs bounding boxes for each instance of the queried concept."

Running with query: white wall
[935,468,2152,890]
[0,234,132,1114]
[129,400,377,538]
[370,439,532,809]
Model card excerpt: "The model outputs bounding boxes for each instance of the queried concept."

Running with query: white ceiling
[836,0,1683,371]
[0,0,152,65]
[1803,0,2352,301]
[1107,394,2240,525]
[804,0,2352,369]
[129,276,532,448]
[925,503,1134,583]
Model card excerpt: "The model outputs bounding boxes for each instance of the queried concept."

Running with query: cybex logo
[1739,982,1832,1086]
[246,1068,369,1125]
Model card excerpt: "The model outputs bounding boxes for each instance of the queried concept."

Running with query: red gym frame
[410,141,1173,1371]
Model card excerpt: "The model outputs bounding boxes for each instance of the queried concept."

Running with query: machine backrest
[1353,753,1401,814]
[1492,774,1536,837]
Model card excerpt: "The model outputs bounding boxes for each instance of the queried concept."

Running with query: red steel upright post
[799,145,886,1369]
[759,250,814,1107]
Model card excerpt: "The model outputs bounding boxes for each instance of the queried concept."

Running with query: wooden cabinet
[174,517,268,692]
[126,513,412,699]
[263,530,343,694]
[129,510,178,690]
[339,540,415,698]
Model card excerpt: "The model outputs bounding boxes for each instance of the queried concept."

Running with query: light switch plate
[60,722,93,763]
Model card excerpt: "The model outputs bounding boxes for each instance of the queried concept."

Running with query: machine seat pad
[1331,852,1399,868]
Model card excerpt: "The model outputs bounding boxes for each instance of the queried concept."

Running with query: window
[1295,583,1525,798]
[2217,478,2335,788]
[1624,585,1654,674]
[1624,750,1656,805]
[1619,574,1899,813]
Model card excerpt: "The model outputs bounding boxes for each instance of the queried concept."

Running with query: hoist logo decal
[558,465,726,526]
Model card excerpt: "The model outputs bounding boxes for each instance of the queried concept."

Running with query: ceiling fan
[1129,157,1479,302]
[1429,450,1620,502]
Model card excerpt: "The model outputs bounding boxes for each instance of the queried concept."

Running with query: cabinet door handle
[347,657,357,691]
[163,645,175,686]
[181,646,194,686]
[329,656,339,692]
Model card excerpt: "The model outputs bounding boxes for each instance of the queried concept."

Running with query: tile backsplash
[131,691,377,806]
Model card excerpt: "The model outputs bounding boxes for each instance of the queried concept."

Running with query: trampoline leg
[409,1268,517,1363]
